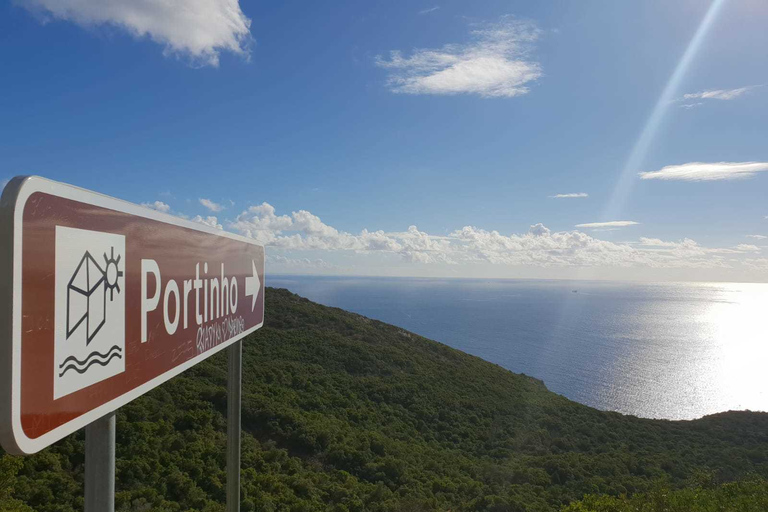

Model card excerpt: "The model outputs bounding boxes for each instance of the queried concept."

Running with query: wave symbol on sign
[58,345,123,377]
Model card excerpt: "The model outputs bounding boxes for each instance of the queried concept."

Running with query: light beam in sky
[601,0,729,222]
[558,0,731,346]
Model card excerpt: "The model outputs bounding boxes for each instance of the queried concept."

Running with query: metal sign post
[0,176,266,511]
[81,341,243,512]
[227,340,242,512]
[84,412,115,512]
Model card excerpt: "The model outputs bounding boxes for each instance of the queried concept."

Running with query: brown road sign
[0,176,265,454]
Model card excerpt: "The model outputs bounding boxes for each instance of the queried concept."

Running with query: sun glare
[705,283,768,412]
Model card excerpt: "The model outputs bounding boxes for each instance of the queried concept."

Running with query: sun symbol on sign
[103,247,123,300]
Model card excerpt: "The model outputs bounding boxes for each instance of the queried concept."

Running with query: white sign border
[0,176,265,455]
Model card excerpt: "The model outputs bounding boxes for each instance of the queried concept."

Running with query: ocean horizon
[268,274,768,421]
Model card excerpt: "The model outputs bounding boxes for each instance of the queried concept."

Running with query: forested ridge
[1,287,767,511]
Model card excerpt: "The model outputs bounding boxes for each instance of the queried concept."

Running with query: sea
[268,276,768,420]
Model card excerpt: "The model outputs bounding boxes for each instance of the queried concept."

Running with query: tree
[0,455,33,512]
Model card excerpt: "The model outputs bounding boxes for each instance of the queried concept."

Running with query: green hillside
[2,288,767,511]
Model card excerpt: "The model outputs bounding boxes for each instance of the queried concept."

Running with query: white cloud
[192,215,223,230]
[682,86,759,101]
[444,227,735,269]
[224,202,760,272]
[639,237,687,248]
[448,224,642,267]
[20,0,252,67]
[744,258,768,270]
[142,200,171,213]
[376,16,542,98]
[199,198,224,212]
[638,237,760,259]
[418,6,440,15]
[679,102,703,109]
[639,162,768,182]
[747,235,767,240]
[231,203,452,262]
[575,221,639,229]
[550,192,588,199]
[268,255,334,270]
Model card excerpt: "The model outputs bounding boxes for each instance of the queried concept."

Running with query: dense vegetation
[1,288,767,511]
[564,476,768,511]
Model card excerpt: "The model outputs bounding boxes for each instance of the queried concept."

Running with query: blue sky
[2,0,767,281]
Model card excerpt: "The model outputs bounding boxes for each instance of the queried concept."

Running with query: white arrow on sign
[244,259,261,312]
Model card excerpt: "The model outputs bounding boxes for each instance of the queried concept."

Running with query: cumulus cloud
[376,16,542,98]
[192,215,223,230]
[682,86,759,101]
[637,237,759,262]
[449,224,640,267]
[223,202,756,271]
[640,237,720,255]
[639,162,768,182]
[19,0,252,66]
[639,238,683,248]
[575,221,639,229]
[229,203,452,262]
[744,258,768,270]
[199,198,224,212]
[445,226,734,269]
[268,255,334,270]
[747,235,767,240]
[550,192,588,199]
[641,237,693,249]
[141,200,171,213]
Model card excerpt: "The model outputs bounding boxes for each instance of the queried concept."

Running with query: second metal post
[227,340,242,512]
